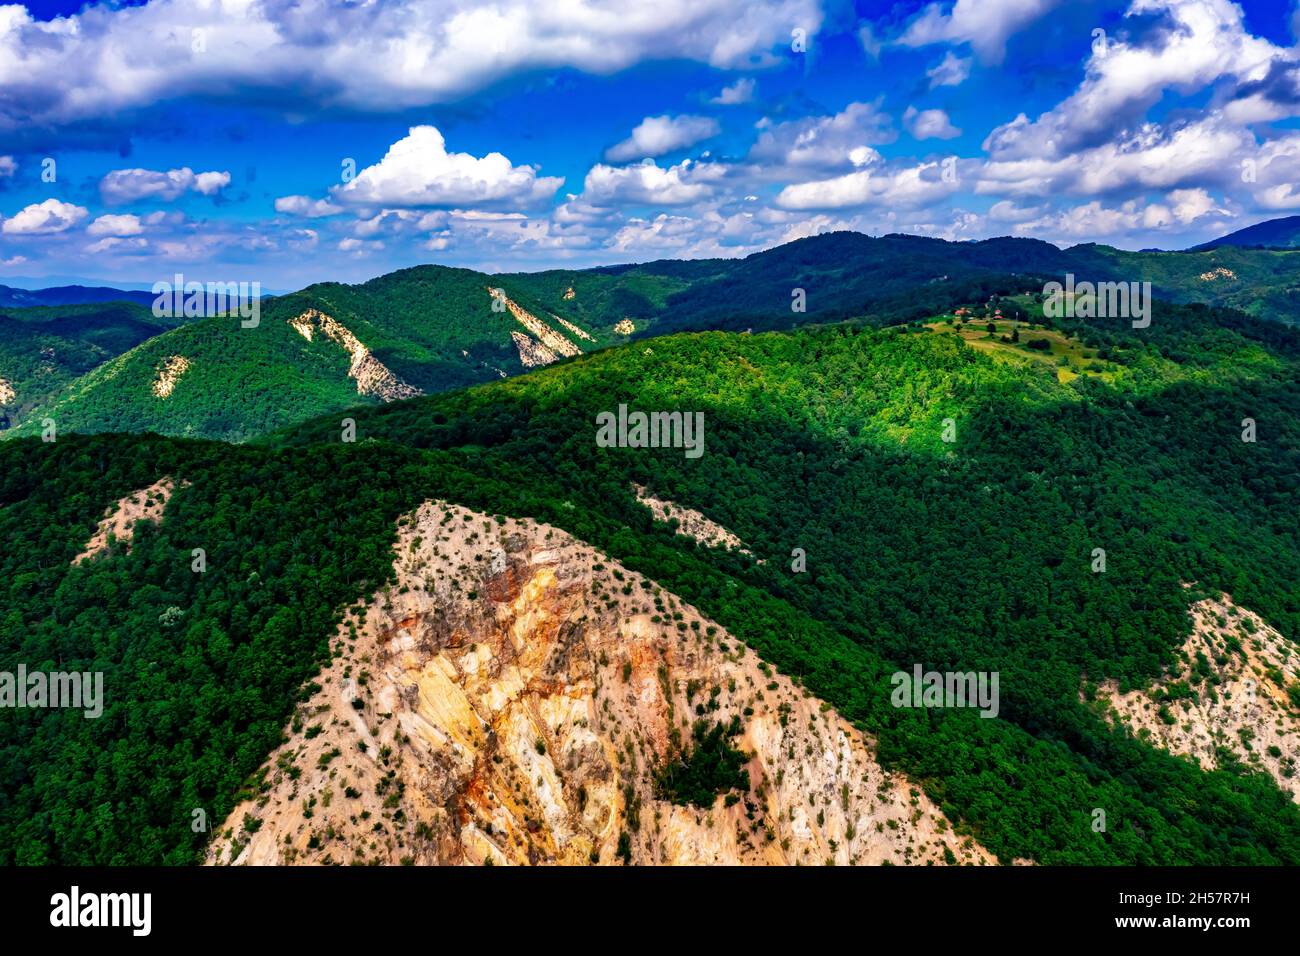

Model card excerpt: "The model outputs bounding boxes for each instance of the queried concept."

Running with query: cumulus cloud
[984,0,1282,162]
[899,0,1063,64]
[87,213,144,237]
[275,195,343,218]
[331,126,562,208]
[99,167,230,204]
[0,155,14,177]
[927,51,971,88]
[904,106,961,140]
[606,115,721,162]
[711,77,756,105]
[774,159,958,210]
[749,100,895,174]
[986,199,1043,223]
[86,236,149,254]
[580,159,719,206]
[976,114,1257,200]
[0,0,822,130]
[1,198,88,234]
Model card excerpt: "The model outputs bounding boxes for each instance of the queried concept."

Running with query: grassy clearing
[922,316,1118,384]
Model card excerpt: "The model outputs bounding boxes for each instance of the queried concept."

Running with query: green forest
[3,292,1300,865]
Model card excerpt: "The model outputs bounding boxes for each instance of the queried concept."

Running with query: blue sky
[1,0,1299,289]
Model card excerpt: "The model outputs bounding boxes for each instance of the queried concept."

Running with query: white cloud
[899,0,1063,64]
[711,77,755,105]
[986,199,1043,222]
[331,126,562,208]
[275,195,343,218]
[99,167,230,204]
[927,51,971,88]
[717,77,759,104]
[1013,190,1225,241]
[1015,200,1145,239]
[0,0,822,130]
[581,158,717,206]
[975,114,1255,198]
[904,106,961,140]
[858,22,883,59]
[1167,187,1221,223]
[984,0,1282,163]
[749,100,895,173]
[87,213,143,237]
[338,237,384,253]
[606,114,721,162]
[86,236,149,254]
[0,155,14,177]
[1,198,88,234]
[775,160,958,210]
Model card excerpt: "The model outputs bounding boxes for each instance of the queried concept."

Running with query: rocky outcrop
[510,331,559,368]
[613,319,635,335]
[553,315,594,342]
[489,289,582,361]
[0,376,14,405]
[1095,592,1300,802]
[289,309,421,402]
[208,501,992,867]
[151,355,191,399]
[633,483,752,557]
[75,477,182,563]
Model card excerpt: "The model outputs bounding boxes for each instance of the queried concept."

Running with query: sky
[0,0,1299,289]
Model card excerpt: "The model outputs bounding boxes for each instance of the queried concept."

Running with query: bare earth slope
[207,501,992,866]
[1096,592,1300,803]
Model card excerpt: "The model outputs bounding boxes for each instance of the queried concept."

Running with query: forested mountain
[0,301,178,427]
[1193,216,1300,251]
[8,231,1300,444]
[3,292,1300,865]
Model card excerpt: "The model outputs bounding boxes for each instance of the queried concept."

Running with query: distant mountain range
[4,229,1300,441]
[0,283,158,309]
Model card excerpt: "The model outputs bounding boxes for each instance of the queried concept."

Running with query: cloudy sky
[0,0,1297,288]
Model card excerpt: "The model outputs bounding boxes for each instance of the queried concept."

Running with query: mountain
[0,284,158,309]
[1191,216,1300,251]
[0,301,179,428]
[9,231,1300,444]
[2,267,605,442]
[3,294,1300,866]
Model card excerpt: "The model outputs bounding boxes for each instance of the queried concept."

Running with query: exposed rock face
[151,355,191,398]
[289,309,422,402]
[75,477,181,563]
[1198,267,1236,281]
[562,286,576,301]
[207,501,992,867]
[613,318,635,335]
[510,331,559,368]
[553,314,594,342]
[1096,593,1300,802]
[633,483,752,557]
[489,289,581,360]
[0,376,14,405]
